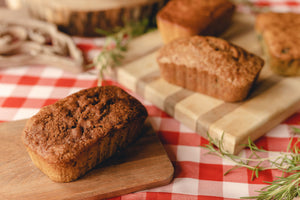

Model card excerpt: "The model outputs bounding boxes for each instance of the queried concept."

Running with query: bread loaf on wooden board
[111,14,300,155]
[156,0,235,43]
[255,12,300,76]
[0,119,174,199]
[22,86,148,182]
[156,36,264,102]
[23,0,169,36]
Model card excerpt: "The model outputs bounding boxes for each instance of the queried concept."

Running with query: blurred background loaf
[156,0,236,43]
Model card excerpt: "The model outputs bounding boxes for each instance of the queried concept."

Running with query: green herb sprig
[92,19,150,82]
[202,127,300,200]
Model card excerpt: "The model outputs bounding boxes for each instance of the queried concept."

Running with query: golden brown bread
[255,12,300,76]
[156,36,265,102]
[156,0,235,43]
[22,86,148,182]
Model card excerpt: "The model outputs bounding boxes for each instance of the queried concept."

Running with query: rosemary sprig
[201,126,300,200]
[244,172,300,200]
[92,19,150,82]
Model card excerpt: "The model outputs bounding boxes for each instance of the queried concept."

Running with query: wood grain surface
[23,0,168,36]
[0,119,174,200]
[113,13,300,154]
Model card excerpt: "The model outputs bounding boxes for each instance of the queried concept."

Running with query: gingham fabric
[1,1,300,200]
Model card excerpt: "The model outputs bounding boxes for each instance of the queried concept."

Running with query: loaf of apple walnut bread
[156,36,265,102]
[156,0,236,43]
[255,12,300,76]
[22,86,148,182]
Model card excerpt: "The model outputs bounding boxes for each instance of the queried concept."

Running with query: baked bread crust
[157,36,264,102]
[255,12,300,76]
[156,0,235,43]
[22,86,148,182]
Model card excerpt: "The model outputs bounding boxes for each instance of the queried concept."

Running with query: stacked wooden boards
[23,0,168,36]
[0,119,174,199]
[111,13,300,154]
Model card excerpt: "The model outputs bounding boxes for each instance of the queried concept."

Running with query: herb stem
[202,130,300,200]
[92,18,151,84]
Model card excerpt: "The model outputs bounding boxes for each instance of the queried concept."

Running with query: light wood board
[112,13,300,154]
[0,119,174,200]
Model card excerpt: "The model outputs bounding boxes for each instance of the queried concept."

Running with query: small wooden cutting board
[0,119,174,200]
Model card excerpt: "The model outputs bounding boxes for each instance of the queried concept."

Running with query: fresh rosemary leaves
[202,127,300,200]
[92,19,150,81]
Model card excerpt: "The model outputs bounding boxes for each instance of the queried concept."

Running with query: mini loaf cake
[22,86,148,182]
[156,0,235,43]
[156,36,265,102]
[255,12,300,76]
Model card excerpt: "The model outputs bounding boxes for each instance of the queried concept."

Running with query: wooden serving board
[23,0,168,36]
[111,13,300,154]
[0,120,174,200]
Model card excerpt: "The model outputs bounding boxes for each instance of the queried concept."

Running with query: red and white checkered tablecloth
[1,1,300,200]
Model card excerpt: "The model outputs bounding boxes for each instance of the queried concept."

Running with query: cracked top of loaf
[156,0,235,32]
[22,86,148,164]
[157,36,264,87]
[255,12,300,60]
